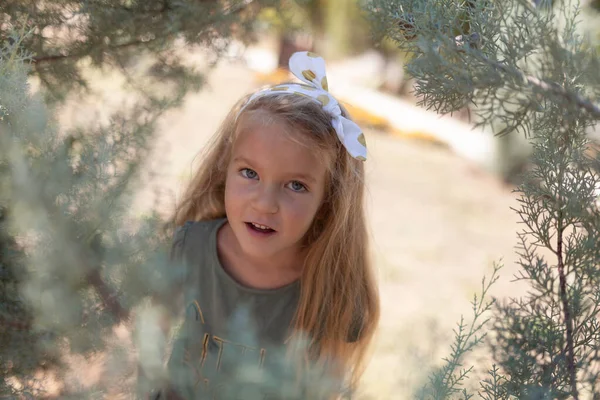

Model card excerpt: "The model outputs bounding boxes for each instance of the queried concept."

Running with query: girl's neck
[217,222,302,290]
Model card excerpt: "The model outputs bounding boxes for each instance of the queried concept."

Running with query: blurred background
[4,0,600,398]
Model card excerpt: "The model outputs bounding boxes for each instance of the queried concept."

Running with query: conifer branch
[389,15,600,120]
[556,208,579,400]
[91,0,174,14]
[30,0,256,66]
[479,54,600,120]
[87,268,130,322]
[366,0,600,397]
[31,36,165,65]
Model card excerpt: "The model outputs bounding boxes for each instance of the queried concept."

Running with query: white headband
[238,51,367,161]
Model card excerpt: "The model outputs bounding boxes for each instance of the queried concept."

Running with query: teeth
[251,223,271,230]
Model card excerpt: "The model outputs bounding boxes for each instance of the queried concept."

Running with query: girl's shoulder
[170,218,226,262]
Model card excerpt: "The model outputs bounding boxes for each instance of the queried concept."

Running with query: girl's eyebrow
[232,156,254,165]
[290,173,316,184]
[232,156,317,184]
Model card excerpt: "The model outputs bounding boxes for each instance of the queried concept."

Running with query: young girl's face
[224,112,328,266]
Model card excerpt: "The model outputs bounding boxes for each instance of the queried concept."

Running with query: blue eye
[240,168,258,179]
[288,181,307,192]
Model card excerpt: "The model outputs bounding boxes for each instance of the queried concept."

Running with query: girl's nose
[251,185,279,214]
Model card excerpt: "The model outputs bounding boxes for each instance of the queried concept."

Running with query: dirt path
[362,127,522,398]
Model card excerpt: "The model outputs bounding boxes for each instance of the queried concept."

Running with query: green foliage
[366,0,600,398]
[0,25,62,399]
[0,0,274,103]
[0,1,308,398]
[0,24,171,397]
[366,0,600,134]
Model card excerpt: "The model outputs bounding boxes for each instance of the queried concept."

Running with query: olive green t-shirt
[164,218,302,399]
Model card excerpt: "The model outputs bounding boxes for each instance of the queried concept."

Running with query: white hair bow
[238,51,367,161]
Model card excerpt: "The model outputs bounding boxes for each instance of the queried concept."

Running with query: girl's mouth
[245,222,276,235]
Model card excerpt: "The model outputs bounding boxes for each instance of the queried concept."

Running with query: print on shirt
[178,299,306,399]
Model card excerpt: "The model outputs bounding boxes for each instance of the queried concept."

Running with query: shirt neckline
[208,218,301,295]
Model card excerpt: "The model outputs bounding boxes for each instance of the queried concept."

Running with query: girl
[151,51,379,399]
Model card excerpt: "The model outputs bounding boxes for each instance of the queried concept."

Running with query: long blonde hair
[173,90,380,393]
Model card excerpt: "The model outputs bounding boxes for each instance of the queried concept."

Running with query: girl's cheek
[229,178,254,198]
[283,195,315,216]
[224,175,244,200]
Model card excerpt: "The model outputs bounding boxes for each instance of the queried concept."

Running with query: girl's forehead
[232,112,331,172]
[235,110,309,149]
[236,109,290,133]
[235,119,304,154]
